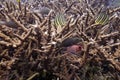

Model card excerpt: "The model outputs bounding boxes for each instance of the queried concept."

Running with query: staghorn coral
[0,0,120,80]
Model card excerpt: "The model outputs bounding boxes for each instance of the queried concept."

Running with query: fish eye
[78,46,82,50]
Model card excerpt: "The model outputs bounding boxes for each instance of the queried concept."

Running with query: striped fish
[95,13,109,25]
[54,13,66,27]
[79,0,82,3]
[16,0,21,2]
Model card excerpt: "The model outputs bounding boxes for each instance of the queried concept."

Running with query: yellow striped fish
[54,13,66,27]
[16,0,21,2]
[95,13,109,25]
[79,0,82,3]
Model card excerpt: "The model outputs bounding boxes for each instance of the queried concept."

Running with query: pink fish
[66,44,82,54]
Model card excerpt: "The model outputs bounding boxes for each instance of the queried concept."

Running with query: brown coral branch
[13,28,32,41]
[7,14,28,32]
[100,31,119,38]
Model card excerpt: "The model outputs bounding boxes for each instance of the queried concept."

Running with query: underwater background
[0,0,120,80]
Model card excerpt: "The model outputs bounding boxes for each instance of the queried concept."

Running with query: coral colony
[0,0,120,80]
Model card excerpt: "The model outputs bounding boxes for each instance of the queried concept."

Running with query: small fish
[16,0,21,2]
[54,13,66,33]
[60,37,83,54]
[0,21,17,28]
[108,0,120,8]
[79,0,82,3]
[54,13,66,27]
[40,7,50,15]
[95,13,109,25]
[67,44,82,54]
[61,37,82,47]
[31,7,50,15]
